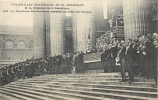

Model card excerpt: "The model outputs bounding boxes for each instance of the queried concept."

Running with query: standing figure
[132,39,139,76]
[117,42,126,82]
[125,39,134,84]
[107,44,114,72]
[101,45,108,73]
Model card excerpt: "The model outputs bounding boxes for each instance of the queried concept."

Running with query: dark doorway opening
[65,30,73,53]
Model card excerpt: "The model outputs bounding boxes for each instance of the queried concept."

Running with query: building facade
[0,0,157,63]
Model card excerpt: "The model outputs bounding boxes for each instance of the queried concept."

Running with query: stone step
[15,77,155,83]
[17,74,154,82]
[2,73,157,100]
[2,86,116,100]
[33,73,129,78]
[0,87,81,100]
[10,79,155,87]
[0,93,19,100]
[45,84,157,98]
[9,83,158,98]
[47,80,155,86]
[13,76,155,84]
[6,83,157,100]
[8,81,157,92]
[48,82,157,92]
[0,89,40,100]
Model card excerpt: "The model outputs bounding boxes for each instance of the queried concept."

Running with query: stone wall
[0,34,33,61]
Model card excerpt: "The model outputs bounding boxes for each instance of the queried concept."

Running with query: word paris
[11,3,84,6]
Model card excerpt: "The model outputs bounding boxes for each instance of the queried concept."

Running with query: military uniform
[101,49,108,73]
[117,44,126,82]
[125,42,134,84]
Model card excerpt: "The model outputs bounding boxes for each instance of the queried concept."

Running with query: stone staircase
[0,71,157,100]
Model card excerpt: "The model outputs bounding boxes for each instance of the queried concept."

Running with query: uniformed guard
[125,39,134,84]
[1,67,6,85]
[101,44,108,73]
[10,65,15,82]
[145,33,155,78]
[2,67,7,85]
[14,65,19,81]
[76,51,80,73]
[107,44,114,72]
[60,54,65,74]
[6,66,12,83]
[117,42,126,82]
[132,38,139,76]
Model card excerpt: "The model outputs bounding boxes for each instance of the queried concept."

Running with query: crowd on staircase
[100,32,158,84]
[0,32,157,86]
[0,51,84,86]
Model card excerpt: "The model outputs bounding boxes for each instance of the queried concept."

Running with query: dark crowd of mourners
[100,33,158,85]
[0,32,157,86]
[0,51,84,86]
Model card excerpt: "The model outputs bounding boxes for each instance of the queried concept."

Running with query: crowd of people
[0,32,157,86]
[0,51,84,86]
[100,32,158,84]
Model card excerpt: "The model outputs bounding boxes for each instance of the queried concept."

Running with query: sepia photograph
[0,0,157,99]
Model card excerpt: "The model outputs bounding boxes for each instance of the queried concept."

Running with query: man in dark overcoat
[125,39,134,84]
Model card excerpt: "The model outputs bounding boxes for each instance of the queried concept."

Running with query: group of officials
[0,52,84,86]
[0,32,157,86]
[101,33,158,84]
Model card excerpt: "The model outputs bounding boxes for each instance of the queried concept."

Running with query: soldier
[0,68,3,86]
[56,55,61,74]
[18,64,22,79]
[139,44,147,76]
[34,60,39,75]
[75,51,80,73]
[52,56,56,74]
[107,44,114,72]
[71,54,77,74]
[101,44,108,73]
[14,65,19,81]
[6,66,12,83]
[117,42,126,82]
[22,64,26,79]
[43,58,48,74]
[145,33,155,78]
[1,67,7,85]
[132,38,140,76]
[66,53,72,74]
[38,59,43,73]
[80,51,84,72]
[125,39,134,84]
[31,60,35,76]
[152,33,158,85]
[60,54,66,74]
[10,65,15,82]
[48,56,53,74]
[112,43,119,72]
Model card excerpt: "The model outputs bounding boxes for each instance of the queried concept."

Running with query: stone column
[72,1,97,53]
[123,0,152,42]
[45,12,51,56]
[50,13,65,56]
[72,13,77,53]
[33,12,46,58]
